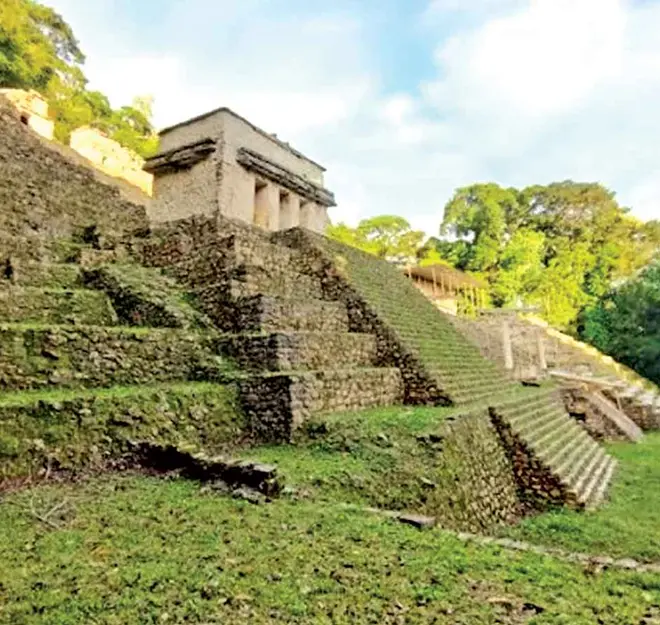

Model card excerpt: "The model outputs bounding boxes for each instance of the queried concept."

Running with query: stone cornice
[144,138,216,174]
[236,147,336,207]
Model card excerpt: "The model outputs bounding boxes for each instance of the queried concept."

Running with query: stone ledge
[127,441,282,497]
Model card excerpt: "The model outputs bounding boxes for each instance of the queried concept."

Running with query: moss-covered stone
[0,324,231,391]
[82,263,212,329]
[0,288,117,325]
[0,382,244,480]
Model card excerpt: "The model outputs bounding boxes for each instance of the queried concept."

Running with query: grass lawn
[1,474,659,625]
[496,432,660,562]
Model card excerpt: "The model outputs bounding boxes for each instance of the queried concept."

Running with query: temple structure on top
[144,107,335,233]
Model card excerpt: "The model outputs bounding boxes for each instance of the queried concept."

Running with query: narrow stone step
[586,458,617,509]
[0,288,117,325]
[216,332,377,372]
[565,441,602,488]
[550,431,592,477]
[575,451,610,505]
[567,447,607,501]
[526,414,574,449]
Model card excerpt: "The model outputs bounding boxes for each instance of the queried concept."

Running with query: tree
[441,183,520,273]
[435,181,660,329]
[327,216,425,264]
[0,0,84,91]
[1,0,158,158]
[580,262,660,384]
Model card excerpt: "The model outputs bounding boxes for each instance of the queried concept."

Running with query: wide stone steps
[2,262,81,289]
[216,331,377,371]
[0,323,223,392]
[0,288,117,325]
[0,381,242,478]
[494,391,616,508]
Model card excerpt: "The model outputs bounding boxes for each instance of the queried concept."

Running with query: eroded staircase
[492,387,617,509]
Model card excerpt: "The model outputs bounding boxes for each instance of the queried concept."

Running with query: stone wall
[147,108,331,233]
[0,383,243,480]
[0,325,222,392]
[0,95,147,257]
[424,410,523,531]
[0,89,54,140]
[69,127,153,195]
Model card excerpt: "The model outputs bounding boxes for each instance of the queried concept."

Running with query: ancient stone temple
[144,108,335,233]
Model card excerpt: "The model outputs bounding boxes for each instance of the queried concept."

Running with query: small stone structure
[405,264,487,316]
[144,108,335,233]
[0,88,54,140]
[69,127,153,196]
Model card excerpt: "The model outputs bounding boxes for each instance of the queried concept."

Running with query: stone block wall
[0,325,220,392]
[424,410,523,531]
[0,95,147,252]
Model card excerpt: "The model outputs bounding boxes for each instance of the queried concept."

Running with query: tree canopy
[437,181,660,328]
[327,216,425,265]
[0,0,157,157]
[580,262,660,385]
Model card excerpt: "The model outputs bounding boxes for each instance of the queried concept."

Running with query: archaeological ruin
[144,107,335,233]
[2,89,659,532]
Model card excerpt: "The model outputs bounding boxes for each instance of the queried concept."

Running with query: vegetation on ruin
[327,215,426,265]
[0,0,158,156]
[496,432,660,562]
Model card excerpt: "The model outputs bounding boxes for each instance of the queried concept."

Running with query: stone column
[300,201,328,233]
[254,180,279,230]
[279,193,300,230]
[502,319,514,371]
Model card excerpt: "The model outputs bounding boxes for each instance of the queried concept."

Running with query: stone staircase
[491,388,617,509]
[142,225,404,438]
[0,250,242,480]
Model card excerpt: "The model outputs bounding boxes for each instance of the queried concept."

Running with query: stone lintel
[144,138,216,174]
[237,147,336,207]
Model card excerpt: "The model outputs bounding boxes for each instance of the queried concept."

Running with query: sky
[46,0,660,234]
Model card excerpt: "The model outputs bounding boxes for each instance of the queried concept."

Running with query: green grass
[1,474,658,625]
[496,432,660,562]
[0,381,232,408]
[239,405,525,532]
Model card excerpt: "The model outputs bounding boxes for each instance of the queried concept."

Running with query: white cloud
[45,0,660,232]
[420,0,660,223]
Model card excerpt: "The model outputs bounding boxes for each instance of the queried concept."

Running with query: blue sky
[46,0,660,233]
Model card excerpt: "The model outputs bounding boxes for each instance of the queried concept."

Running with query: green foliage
[0,0,84,91]
[0,0,157,157]
[580,262,660,384]
[438,181,660,329]
[327,215,424,264]
[498,432,660,561]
